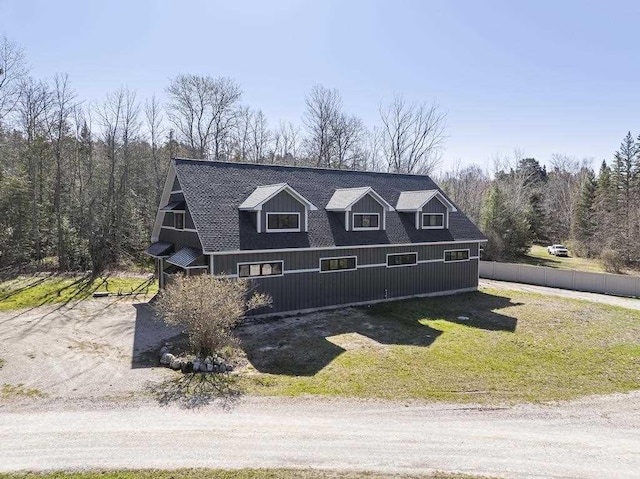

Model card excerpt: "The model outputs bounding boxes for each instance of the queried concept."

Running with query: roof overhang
[239,183,318,211]
[395,190,457,212]
[325,187,395,212]
[145,241,174,258]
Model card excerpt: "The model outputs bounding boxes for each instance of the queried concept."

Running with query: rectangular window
[266,213,300,232]
[422,213,444,229]
[444,250,470,262]
[174,212,185,230]
[353,213,380,230]
[387,252,418,267]
[238,261,284,278]
[320,256,357,272]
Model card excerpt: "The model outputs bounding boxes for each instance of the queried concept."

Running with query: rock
[182,361,194,374]
[225,364,233,372]
[160,352,175,365]
[206,363,214,372]
[160,346,169,356]
[457,316,470,321]
[204,357,212,365]
[193,360,201,372]
[169,357,182,370]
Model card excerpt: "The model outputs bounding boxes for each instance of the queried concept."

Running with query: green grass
[0,273,158,311]
[239,288,640,403]
[520,244,640,275]
[0,470,492,479]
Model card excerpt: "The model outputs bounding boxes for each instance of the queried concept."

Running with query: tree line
[439,137,640,272]
[0,34,445,273]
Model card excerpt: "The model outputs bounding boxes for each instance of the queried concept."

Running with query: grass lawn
[0,273,158,311]
[0,470,491,479]
[238,287,640,403]
[520,244,640,275]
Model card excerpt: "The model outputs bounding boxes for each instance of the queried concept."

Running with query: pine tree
[612,132,638,261]
[570,168,596,256]
[480,184,532,260]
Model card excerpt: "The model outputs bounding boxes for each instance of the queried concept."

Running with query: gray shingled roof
[396,190,456,211]
[166,246,204,268]
[173,159,486,253]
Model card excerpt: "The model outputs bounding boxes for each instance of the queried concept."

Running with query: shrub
[600,248,624,274]
[154,275,271,357]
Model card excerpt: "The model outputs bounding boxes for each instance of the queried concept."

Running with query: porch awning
[145,241,174,257]
[166,246,205,268]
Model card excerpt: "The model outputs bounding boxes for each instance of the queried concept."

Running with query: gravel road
[1,393,639,478]
[480,278,640,310]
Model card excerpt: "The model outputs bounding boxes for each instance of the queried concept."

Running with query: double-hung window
[422,213,444,229]
[174,212,185,230]
[353,213,379,230]
[266,213,300,232]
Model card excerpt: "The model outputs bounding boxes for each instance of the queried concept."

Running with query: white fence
[479,261,640,299]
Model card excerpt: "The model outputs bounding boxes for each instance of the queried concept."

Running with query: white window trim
[173,212,185,230]
[265,212,302,233]
[386,252,418,268]
[237,260,285,278]
[443,248,471,263]
[319,255,358,273]
[352,212,381,231]
[422,213,445,230]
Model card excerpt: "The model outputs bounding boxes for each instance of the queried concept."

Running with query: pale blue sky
[2,0,639,171]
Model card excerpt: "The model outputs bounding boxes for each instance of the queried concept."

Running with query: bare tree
[46,74,76,270]
[0,35,28,122]
[331,113,365,169]
[438,162,490,224]
[144,94,166,205]
[379,94,446,174]
[166,75,241,160]
[303,85,341,167]
[248,109,271,163]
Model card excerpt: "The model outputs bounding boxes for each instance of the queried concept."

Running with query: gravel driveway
[0,296,181,400]
[1,393,639,478]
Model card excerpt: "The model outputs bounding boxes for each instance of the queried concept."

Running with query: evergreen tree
[612,132,638,261]
[570,168,596,256]
[480,184,532,260]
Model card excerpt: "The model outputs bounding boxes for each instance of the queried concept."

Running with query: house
[146,158,487,315]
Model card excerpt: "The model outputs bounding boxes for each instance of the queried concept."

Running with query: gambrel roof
[169,159,486,253]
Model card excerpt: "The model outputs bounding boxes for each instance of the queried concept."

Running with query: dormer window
[353,213,380,230]
[266,213,300,232]
[422,213,444,229]
[396,190,457,230]
[239,183,317,233]
[326,187,394,231]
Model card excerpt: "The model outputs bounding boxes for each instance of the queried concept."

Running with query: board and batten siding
[350,194,384,230]
[261,190,307,230]
[422,197,449,228]
[212,242,479,314]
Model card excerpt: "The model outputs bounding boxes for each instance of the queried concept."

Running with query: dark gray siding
[261,190,306,231]
[171,177,181,191]
[158,228,202,250]
[212,242,479,314]
[350,194,384,230]
[421,197,448,228]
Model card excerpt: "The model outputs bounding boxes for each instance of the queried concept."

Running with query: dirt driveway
[0,296,181,401]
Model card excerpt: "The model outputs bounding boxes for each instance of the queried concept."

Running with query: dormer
[396,190,457,230]
[239,183,317,233]
[326,187,394,231]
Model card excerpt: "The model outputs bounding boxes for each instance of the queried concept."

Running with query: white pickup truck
[547,244,569,257]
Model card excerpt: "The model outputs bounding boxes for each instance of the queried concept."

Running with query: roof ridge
[172,157,435,179]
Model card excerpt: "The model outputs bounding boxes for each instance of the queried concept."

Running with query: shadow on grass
[238,290,520,377]
[147,372,244,409]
